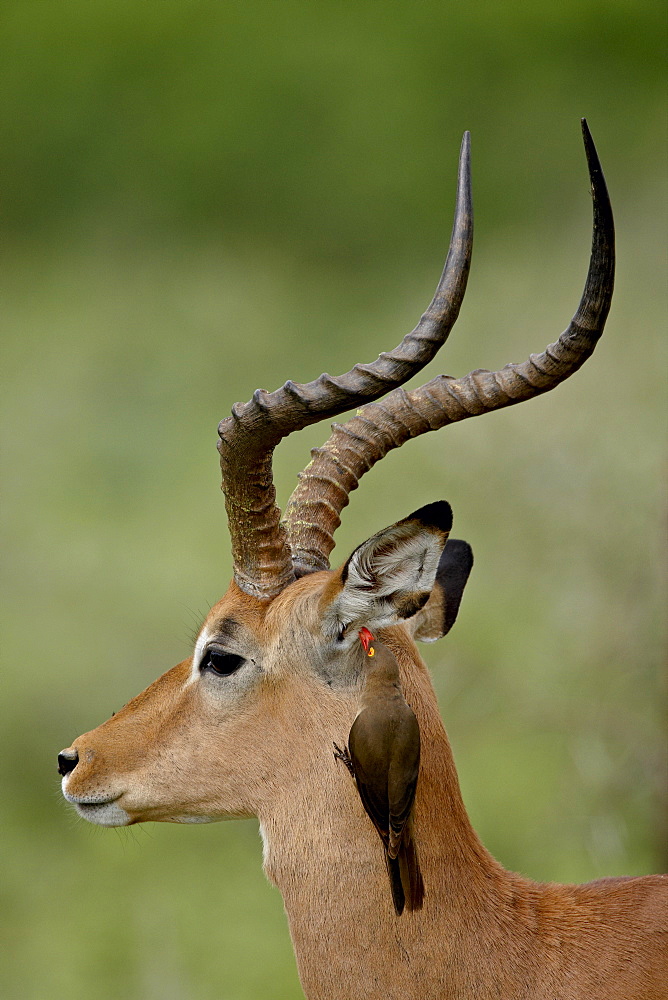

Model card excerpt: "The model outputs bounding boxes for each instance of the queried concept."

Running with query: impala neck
[259,640,509,1000]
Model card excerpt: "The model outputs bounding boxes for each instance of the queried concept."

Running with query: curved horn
[285,119,615,576]
[218,133,473,599]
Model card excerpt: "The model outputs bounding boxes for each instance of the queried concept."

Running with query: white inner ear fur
[348,524,443,596]
[327,522,447,637]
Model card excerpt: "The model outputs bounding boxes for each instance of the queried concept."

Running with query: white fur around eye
[189,625,213,683]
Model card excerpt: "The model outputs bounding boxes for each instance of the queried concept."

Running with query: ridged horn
[218,133,473,598]
[285,119,614,576]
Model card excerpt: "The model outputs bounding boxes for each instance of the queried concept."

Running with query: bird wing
[354,772,391,846]
[348,703,421,855]
[387,766,418,858]
[387,710,420,858]
[348,712,391,846]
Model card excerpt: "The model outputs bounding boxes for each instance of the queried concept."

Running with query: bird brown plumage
[335,634,424,916]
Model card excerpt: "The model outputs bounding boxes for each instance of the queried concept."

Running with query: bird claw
[333,742,355,777]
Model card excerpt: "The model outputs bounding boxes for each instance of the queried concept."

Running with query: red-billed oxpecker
[335,628,424,916]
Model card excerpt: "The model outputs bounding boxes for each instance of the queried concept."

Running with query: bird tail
[386,853,406,916]
[400,832,425,912]
[386,834,424,916]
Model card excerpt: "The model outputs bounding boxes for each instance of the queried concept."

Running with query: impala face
[59,503,473,829]
[59,579,329,828]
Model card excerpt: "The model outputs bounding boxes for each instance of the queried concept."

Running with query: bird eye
[200,649,244,676]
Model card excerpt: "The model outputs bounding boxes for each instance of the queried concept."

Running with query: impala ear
[410,538,473,642]
[324,501,453,639]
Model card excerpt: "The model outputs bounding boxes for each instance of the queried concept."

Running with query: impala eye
[200,649,244,676]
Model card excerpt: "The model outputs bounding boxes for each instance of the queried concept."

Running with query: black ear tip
[437,537,474,637]
[405,500,453,534]
[443,537,473,571]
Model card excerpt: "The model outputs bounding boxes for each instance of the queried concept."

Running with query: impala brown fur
[59,124,667,999]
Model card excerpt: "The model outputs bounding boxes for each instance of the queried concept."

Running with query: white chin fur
[172,814,216,824]
[73,800,131,827]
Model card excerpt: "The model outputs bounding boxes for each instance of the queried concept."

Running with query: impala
[58,121,667,1000]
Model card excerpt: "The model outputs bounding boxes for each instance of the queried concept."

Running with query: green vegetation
[1,2,665,997]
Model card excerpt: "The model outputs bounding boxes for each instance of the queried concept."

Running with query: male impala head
[58,119,613,827]
[59,121,660,1000]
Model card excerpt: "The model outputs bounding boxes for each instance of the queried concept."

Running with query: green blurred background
[1,2,665,998]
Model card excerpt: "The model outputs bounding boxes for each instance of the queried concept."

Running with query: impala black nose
[58,749,78,776]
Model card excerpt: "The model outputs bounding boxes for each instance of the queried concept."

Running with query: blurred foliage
[1,0,665,255]
[1,1,665,998]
